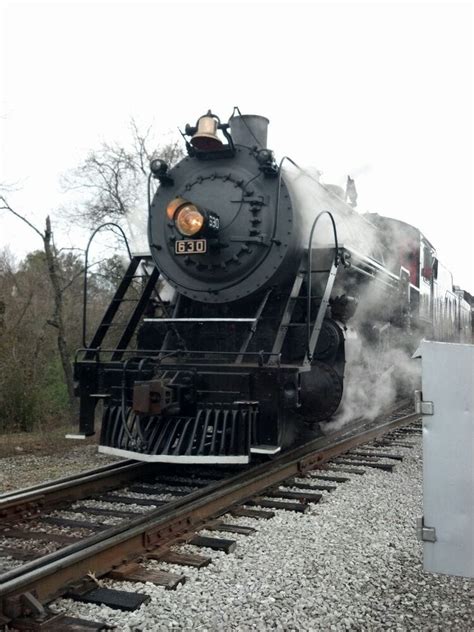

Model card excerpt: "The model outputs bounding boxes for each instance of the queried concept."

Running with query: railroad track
[0,407,421,630]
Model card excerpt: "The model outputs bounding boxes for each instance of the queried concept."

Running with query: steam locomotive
[74,111,472,463]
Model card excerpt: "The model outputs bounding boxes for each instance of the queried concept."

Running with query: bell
[191,115,223,151]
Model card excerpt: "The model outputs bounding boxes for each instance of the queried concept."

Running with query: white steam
[126,206,149,254]
[282,164,422,430]
[128,159,422,430]
[325,344,420,433]
[325,269,421,432]
[282,164,382,260]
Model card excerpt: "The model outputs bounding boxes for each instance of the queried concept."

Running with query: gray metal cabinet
[415,341,473,578]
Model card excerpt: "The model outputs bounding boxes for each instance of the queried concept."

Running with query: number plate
[175,239,207,255]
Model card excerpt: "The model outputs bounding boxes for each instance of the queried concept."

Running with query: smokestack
[230,114,269,149]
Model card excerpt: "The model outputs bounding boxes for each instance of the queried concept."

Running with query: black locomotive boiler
[74,111,472,463]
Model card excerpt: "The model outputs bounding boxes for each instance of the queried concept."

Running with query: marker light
[150,159,174,186]
[175,205,205,236]
[150,158,169,176]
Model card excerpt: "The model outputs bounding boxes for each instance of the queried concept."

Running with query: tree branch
[59,257,110,294]
[0,196,44,240]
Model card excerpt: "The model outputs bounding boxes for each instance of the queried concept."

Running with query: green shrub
[0,364,44,432]
[43,357,70,413]
[0,356,71,433]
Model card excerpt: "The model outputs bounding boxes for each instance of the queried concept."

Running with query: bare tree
[0,196,76,413]
[63,119,184,226]
[0,123,183,429]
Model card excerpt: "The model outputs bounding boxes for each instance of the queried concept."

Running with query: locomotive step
[144,317,257,323]
[251,444,281,455]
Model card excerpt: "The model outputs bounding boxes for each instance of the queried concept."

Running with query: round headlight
[175,205,205,236]
[166,197,187,220]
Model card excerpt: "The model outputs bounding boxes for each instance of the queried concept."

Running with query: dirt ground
[0,425,99,459]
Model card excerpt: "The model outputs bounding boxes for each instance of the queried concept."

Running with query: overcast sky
[1,0,472,289]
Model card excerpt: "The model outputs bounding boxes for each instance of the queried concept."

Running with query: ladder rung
[112,298,140,302]
[120,275,145,282]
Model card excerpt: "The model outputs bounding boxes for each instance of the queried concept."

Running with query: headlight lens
[166,197,187,220]
[175,205,205,236]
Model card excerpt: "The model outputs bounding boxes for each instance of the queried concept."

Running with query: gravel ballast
[0,445,119,493]
[49,436,472,630]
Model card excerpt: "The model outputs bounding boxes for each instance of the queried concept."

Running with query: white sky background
[0,0,473,289]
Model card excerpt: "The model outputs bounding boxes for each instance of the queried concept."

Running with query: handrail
[82,223,132,348]
[306,211,339,360]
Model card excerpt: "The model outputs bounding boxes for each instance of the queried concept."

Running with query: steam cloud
[325,268,421,433]
[326,343,420,433]
[282,165,380,258]
[126,206,149,254]
[283,163,421,430]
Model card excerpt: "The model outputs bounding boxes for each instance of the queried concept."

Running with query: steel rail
[0,459,137,500]
[0,409,420,619]
[0,460,152,518]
